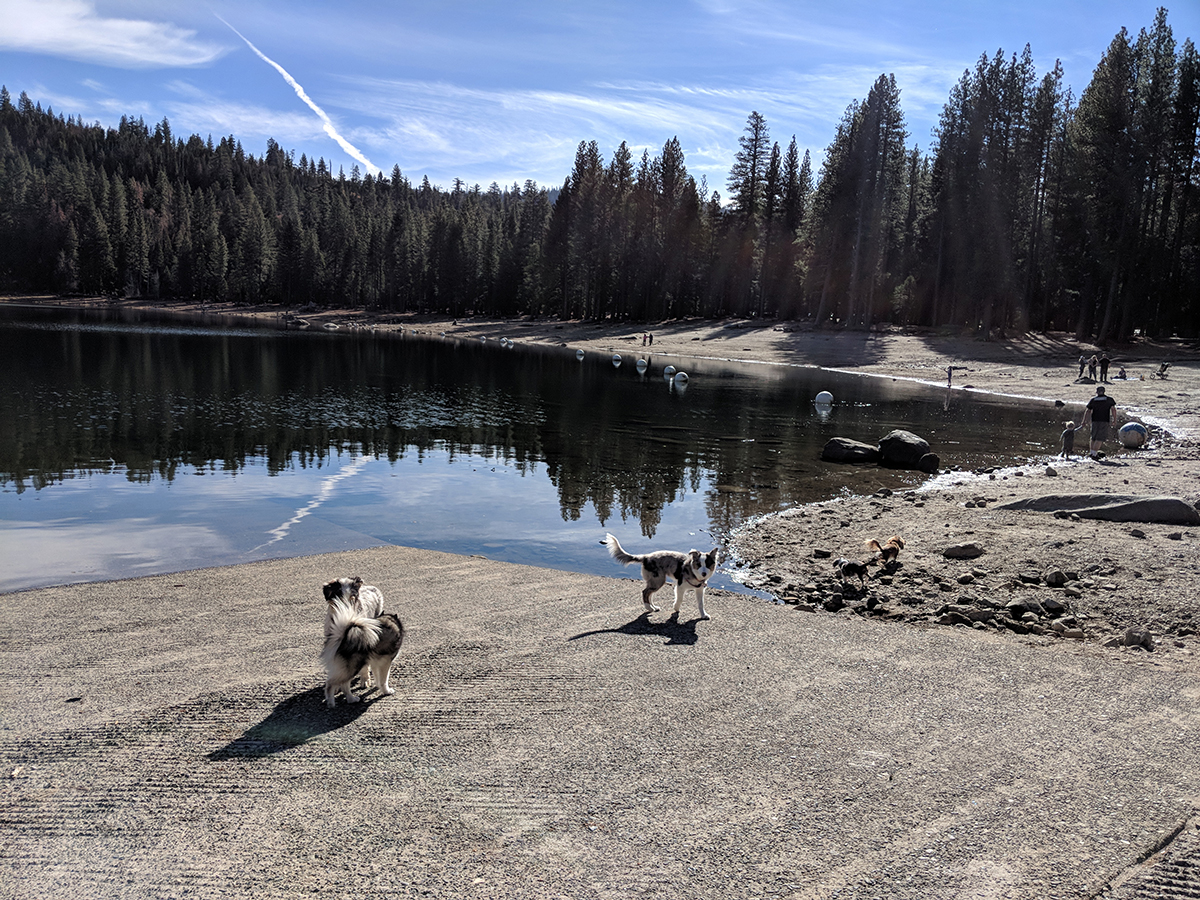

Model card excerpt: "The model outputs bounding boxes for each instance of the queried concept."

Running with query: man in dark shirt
[1083,386,1117,457]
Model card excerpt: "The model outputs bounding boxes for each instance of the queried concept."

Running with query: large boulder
[821,437,881,463]
[878,430,932,469]
[944,541,986,559]
[997,494,1200,525]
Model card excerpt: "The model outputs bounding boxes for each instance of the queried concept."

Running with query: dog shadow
[207,685,374,760]
[568,611,701,646]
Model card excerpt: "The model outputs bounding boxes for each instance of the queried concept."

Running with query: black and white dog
[320,599,404,707]
[602,533,719,620]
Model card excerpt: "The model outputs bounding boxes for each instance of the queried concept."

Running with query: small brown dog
[867,536,905,565]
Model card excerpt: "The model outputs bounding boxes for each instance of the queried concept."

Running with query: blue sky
[2,1,1197,194]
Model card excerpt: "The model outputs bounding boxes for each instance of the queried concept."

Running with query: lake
[0,305,1067,593]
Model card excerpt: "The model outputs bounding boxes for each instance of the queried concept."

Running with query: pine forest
[1,9,1197,341]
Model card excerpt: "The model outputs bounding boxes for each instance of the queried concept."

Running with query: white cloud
[167,99,328,145]
[0,0,227,68]
[343,76,744,187]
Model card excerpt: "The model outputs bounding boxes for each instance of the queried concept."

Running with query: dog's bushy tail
[320,599,383,667]
[602,533,640,566]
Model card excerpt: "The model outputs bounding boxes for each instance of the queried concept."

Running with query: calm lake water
[0,305,1067,593]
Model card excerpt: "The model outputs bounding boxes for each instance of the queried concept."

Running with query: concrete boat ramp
[2,545,1198,899]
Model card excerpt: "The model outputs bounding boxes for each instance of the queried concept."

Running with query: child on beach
[1059,421,1083,458]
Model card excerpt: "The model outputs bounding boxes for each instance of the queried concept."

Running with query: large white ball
[815,391,834,404]
[1118,422,1148,448]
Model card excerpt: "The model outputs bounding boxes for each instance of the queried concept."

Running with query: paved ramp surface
[2,546,1198,899]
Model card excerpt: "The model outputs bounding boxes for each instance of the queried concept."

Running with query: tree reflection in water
[0,306,1064,590]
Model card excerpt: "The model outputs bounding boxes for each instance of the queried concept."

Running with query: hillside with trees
[1,8,1196,340]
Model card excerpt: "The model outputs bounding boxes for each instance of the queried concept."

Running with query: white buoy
[815,390,834,404]
[322,322,339,331]
[674,372,689,383]
[664,365,677,377]
[576,349,585,360]
[636,358,648,371]
[612,354,622,367]
[1118,422,1148,448]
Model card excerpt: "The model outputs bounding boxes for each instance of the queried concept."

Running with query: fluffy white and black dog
[320,599,405,707]
[321,576,387,692]
[602,533,719,620]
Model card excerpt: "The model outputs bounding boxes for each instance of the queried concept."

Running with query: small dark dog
[320,599,404,707]
[866,536,905,565]
[834,557,870,587]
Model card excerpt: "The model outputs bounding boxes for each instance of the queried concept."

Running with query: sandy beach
[3,296,1200,898]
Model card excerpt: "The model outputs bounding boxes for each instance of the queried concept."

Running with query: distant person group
[1077,351,1112,383]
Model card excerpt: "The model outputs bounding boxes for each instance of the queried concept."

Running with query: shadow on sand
[208,686,374,759]
[568,611,701,646]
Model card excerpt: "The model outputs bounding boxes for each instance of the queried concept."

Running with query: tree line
[0,8,1196,341]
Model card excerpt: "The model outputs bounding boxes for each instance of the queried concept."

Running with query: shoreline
[7,293,1198,436]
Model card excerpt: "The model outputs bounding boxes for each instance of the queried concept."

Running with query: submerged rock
[821,438,881,463]
[878,430,932,468]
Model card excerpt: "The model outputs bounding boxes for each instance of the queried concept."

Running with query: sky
[1,1,1197,195]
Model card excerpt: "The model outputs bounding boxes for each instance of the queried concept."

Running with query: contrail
[216,15,378,173]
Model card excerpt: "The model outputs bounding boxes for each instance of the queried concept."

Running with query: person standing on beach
[1088,355,1098,380]
[1080,386,1117,458]
[1099,352,1110,382]
[1078,354,1087,378]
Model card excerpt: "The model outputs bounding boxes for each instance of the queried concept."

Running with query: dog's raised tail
[602,533,640,566]
[320,598,383,666]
